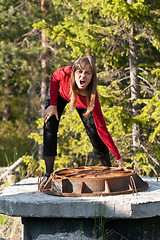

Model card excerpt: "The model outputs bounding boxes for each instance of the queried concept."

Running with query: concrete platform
[0,177,160,239]
[0,177,160,219]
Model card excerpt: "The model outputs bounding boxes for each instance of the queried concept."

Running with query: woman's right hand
[117,158,126,168]
[43,105,59,123]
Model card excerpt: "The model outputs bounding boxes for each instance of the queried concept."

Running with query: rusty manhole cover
[39,166,148,197]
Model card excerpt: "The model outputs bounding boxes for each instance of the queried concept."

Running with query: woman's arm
[43,68,64,122]
[50,68,63,105]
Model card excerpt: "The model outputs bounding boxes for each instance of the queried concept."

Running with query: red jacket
[50,66,121,160]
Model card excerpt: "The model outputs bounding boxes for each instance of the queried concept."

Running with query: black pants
[43,94,109,157]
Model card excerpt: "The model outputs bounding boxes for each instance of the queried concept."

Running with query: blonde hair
[70,56,97,116]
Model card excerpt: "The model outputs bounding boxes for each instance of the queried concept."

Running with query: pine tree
[44,0,160,174]
[0,0,43,164]
[23,0,160,175]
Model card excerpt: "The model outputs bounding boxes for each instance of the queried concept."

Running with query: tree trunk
[41,0,48,117]
[39,0,48,160]
[87,47,95,63]
[2,80,11,122]
[129,24,141,164]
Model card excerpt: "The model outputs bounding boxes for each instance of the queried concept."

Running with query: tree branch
[140,144,160,166]
[116,76,130,82]
[138,75,156,92]
[0,158,24,183]
[120,84,132,94]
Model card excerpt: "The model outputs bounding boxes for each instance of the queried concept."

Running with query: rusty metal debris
[38,166,148,197]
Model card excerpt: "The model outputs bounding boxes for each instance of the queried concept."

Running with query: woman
[42,56,125,183]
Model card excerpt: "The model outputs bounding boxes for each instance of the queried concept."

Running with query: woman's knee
[44,116,59,132]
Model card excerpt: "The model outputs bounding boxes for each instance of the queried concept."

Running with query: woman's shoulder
[63,66,72,76]
[52,66,72,80]
[56,65,72,77]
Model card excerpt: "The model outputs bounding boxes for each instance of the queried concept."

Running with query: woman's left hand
[117,159,126,168]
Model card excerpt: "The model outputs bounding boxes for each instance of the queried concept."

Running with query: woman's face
[75,63,93,90]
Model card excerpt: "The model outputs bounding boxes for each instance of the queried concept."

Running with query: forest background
[0,0,160,181]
